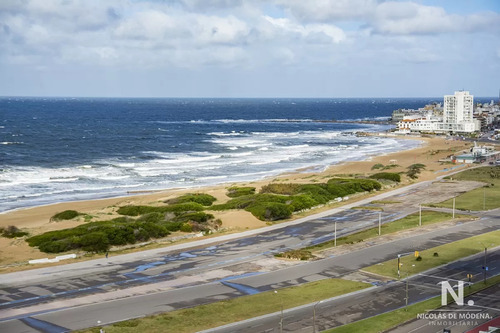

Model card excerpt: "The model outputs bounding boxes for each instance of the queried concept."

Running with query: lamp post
[404,264,415,310]
[313,300,323,333]
[274,290,284,333]
[419,204,422,227]
[334,221,337,247]
[478,242,492,284]
[452,197,455,219]
[483,187,486,210]
[378,212,381,236]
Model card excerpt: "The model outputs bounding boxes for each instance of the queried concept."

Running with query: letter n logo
[441,281,464,306]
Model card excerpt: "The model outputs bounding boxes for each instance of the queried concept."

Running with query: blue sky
[0,0,499,98]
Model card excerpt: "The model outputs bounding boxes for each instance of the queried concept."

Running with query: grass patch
[324,274,500,333]
[363,230,500,279]
[432,186,500,211]
[433,166,500,211]
[301,211,469,253]
[79,279,370,333]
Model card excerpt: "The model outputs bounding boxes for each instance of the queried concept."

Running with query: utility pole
[397,255,401,279]
[483,247,487,284]
[405,273,409,310]
[274,291,283,333]
[483,187,486,210]
[419,204,422,227]
[378,212,381,236]
[334,221,337,247]
[452,197,455,219]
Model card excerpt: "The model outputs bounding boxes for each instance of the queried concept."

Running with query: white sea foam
[0,129,422,212]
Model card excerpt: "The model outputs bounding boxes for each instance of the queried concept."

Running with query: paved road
[386,284,500,333]
[1,214,498,332]
[0,176,496,332]
[201,249,500,333]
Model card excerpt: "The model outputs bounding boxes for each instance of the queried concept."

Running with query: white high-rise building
[443,91,474,124]
[397,91,479,134]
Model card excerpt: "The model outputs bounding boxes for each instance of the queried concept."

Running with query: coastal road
[202,249,500,333]
[0,213,498,332]
[0,177,496,332]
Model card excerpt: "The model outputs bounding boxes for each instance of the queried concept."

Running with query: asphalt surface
[202,249,500,333]
[0,176,498,332]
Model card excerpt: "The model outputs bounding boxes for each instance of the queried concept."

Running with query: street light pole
[452,197,455,219]
[378,212,381,235]
[419,204,422,227]
[483,246,487,284]
[483,187,486,210]
[397,254,401,279]
[313,300,323,333]
[334,221,337,247]
[274,291,283,333]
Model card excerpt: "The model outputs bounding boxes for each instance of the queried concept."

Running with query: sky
[0,0,499,98]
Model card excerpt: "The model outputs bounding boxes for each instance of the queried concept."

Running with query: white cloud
[264,16,345,44]
[0,0,499,97]
[371,2,500,35]
[276,0,377,22]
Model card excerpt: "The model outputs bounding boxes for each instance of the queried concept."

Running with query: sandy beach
[0,135,477,268]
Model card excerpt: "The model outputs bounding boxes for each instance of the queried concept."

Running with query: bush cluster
[117,202,205,216]
[212,178,381,221]
[369,172,401,182]
[51,210,81,221]
[29,199,218,253]
[165,193,217,206]
[407,164,426,179]
[1,225,28,238]
[27,218,171,253]
[226,186,256,197]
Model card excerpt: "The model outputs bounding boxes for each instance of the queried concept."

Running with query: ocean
[0,97,490,213]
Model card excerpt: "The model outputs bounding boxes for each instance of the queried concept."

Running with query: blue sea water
[0,97,491,212]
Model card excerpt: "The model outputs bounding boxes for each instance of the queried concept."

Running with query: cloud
[263,16,345,44]
[371,2,500,35]
[276,0,377,22]
[0,0,499,97]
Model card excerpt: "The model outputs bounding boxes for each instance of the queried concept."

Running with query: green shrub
[248,202,292,221]
[27,219,170,253]
[371,163,385,170]
[1,225,28,238]
[260,183,301,195]
[116,205,156,216]
[162,202,205,213]
[175,212,214,223]
[51,210,81,221]
[136,212,165,223]
[227,186,256,197]
[289,194,318,211]
[167,193,217,206]
[407,164,426,179]
[180,223,193,232]
[161,221,183,232]
[369,172,401,182]
[80,232,110,253]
